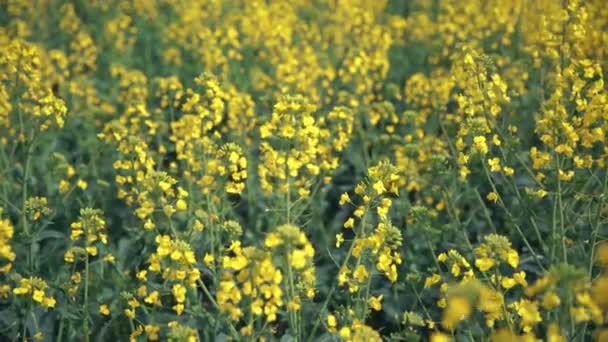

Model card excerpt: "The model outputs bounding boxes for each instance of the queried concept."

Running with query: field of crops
[1,0,608,341]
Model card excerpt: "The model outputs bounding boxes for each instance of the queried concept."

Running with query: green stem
[83,252,90,342]
[22,142,32,236]
[554,154,568,264]
[286,258,300,340]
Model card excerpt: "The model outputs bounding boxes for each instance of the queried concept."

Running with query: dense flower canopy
[1,0,608,341]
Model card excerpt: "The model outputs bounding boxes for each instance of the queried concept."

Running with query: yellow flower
[353,264,369,283]
[145,325,160,341]
[240,324,253,336]
[327,314,337,332]
[506,250,519,268]
[442,296,471,330]
[339,327,351,339]
[368,294,383,311]
[172,284,187,303]
[338,267,349,286]
[290,249,307,269]
[203,253,214,266]
[99,304,110,316]
[32,289,45,303]
[335,233,344,248]
[542,292,561,310]
[501,277,516,289]
[488,158,501,172]
[558,169,574,181]
[59,180,70,193]
[265,232,282,248]
[475,257,496,272]
[43,297,56,309]
[595,242,608,268]
[503,166,514,176]
[173,303,185,315]
[125,308,136,319]
[490,328,518,342]
[344,217,355,229]
[473,136,488,155]
[145,291,161,306]
[287,297,301,311]
[372,181,386,195]
[513,271,527,286]
[437,253,448,262]
[430,332,452,342]
[353,206,365,218]
[77,179,88,190]
[339,193,351,205]
[514,299,542,332]
[492,134,501,146]
[486,191,498,203]
[424,273,441,288]
[175,199,188,211]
